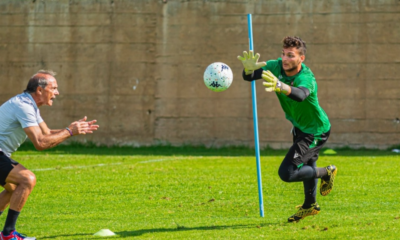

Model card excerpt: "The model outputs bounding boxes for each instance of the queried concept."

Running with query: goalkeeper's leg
[278,128,333,184]
[282,157,323,223]
[280,127,336,222]
[303,161,318,208]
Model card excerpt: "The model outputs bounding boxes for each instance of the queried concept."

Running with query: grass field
[4,143,400,239]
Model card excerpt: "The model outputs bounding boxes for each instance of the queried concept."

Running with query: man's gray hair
[24,70,57,93]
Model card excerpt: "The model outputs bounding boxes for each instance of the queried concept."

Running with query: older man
[0,70,99,240]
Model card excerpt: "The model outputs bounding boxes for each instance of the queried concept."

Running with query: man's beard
[284,65,298,72]
[285,66,297,72]
[283,60,301,73]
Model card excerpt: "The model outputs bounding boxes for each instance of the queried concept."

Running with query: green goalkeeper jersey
[262,58,331,135]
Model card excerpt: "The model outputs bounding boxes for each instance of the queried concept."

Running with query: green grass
[4,143,400,239]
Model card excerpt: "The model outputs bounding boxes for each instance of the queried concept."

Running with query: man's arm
[25,117,99,151]
[242,68,264,81]
[39,122,73,135]
[24,125,71,151]
[262,70,310,101]
[288,87,310,102]
[40,116,97,135]
[39,122,52,135]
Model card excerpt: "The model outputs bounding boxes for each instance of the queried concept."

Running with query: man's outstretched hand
[237,50,267,75]
[69,116,99,135]
[262,70,291,95]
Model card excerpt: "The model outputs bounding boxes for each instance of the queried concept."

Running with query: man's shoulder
[13,93,35,107]
[292,64,317,91]
[297,64,315,81]
[1,93,35,113]
[300,63,314,75]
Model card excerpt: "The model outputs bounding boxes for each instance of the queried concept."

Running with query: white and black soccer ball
[203,62,233,92]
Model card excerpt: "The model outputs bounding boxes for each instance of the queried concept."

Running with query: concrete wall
[1,0,399,149]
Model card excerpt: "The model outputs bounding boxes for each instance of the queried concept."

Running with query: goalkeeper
[238,36,337,223]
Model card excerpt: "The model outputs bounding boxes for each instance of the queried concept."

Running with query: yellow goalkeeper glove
[262,70,291,95]
[237,51,267,75]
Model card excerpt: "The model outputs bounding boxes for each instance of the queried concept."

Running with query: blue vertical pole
[247,13,264,217]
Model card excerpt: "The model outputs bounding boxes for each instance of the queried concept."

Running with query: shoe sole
[320,167,337,196]
[288,209,321,223]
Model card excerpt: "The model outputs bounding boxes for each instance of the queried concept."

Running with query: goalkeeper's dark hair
[24,70,57,93]
[282,36,307,55]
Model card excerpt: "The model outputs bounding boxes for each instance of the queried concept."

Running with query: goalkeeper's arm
[248,69,311,102]
[289,87,310,102]
[242,68,263,81]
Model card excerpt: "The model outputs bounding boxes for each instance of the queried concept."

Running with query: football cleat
[0,230,36,240]
[288,203,320,223]
[320,165,337,196]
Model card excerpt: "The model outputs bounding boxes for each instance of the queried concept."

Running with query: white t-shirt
[0,92,43,157]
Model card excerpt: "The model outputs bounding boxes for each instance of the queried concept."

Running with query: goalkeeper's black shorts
[286,127,330,167]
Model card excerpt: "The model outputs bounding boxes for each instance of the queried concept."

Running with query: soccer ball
[203,62,233,92]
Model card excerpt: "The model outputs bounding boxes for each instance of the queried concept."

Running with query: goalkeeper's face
[281,47,305,73]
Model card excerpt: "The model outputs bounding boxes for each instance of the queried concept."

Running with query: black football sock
[316,167,328,179]
[303,190,316,209]
[303,177,317,209]
[2,209,20,236]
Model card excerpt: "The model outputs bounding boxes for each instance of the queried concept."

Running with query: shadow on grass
[17,141,399,157]
[115,222,280,238]
[41,233,93,239]
[39,223,280,239]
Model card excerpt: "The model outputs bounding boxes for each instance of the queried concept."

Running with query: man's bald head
[24,70,57,93]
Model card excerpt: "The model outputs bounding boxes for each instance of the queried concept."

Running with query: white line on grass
[138,158,174,163]
[31,156,204,172]
[138,156,203,163]
[32,162,123,172]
